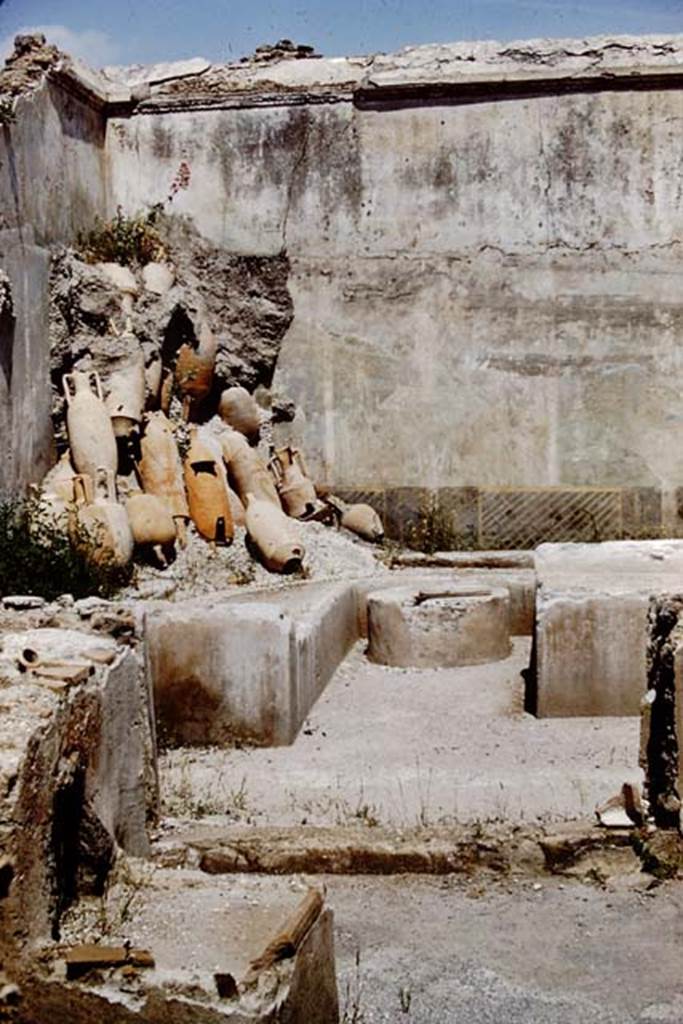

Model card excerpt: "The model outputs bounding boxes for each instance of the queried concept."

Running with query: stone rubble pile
[40,249,385,581]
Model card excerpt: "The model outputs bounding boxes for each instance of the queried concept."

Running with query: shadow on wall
[2,123,21,235]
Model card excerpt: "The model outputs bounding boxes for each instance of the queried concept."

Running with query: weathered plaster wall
[0,78,106,495]
[105,52,683,540]
[0,79,106,245]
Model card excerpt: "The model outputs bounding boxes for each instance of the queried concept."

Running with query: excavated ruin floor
[329,873,683,1023]
[160,638,640,830]
[60,865,319,990]
[59,865,683,1023]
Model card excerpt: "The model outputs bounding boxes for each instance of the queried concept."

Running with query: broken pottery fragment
[65,944,155,981]
[104,339,146,439]
[183,430,234,544]
[1,595,46,610]
[595,783,643,829]
[71,470,134,568]
[245,493,304,573]
[96,262,139,314]
[218,385,261,440]
[341,502,384,542]
[621,781,645,826]
[144,355,163,409]
[32,663,92,686]
[270,446,317,519]
[64,371,118,481]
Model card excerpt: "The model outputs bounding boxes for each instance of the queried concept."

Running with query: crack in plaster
[280,113,310,254]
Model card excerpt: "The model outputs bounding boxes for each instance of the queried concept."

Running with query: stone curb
[153,822,639,878]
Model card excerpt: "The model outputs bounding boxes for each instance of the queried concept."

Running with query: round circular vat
[366,584,511,668]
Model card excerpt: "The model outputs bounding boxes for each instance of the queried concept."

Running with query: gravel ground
[61,867,683,1024]
[125,519,386,600]
[329,873,683,1024]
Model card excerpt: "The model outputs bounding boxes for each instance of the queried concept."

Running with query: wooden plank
[246,889,324,978]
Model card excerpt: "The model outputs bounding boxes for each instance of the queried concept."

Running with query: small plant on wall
[0,95,16,127]
[77,160,192,267]
[77,206,166,266]
[406,492,477,553]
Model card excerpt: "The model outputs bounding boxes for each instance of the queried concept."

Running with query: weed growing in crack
[289,781,383,828]
[406,493,477,554]
[395,757,435,829]
[226,775,250,817]
[162,754,253,822]
[398,985,412,1014]
[354,801,381,828]
[93,858,153,939]
[0,94,16,126]
[341,948,366,1024]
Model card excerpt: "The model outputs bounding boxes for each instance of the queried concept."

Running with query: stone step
[152,821,638,879]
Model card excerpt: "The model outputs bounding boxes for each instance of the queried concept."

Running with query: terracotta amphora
[183,430,234,544]
[218,386,261,440]
[71,470,134,568]
[63,371,118,480]
[105,347,146,438]
[41,452,76,502]
[219,427,281,508]
[144,355,163,410]
[200,427,246,526]
[228,484,246,527]
[126,492,177,547]
[137,412,190,544]
[245,493,305,573]
[341,503,385,542]
[174,324,217,421]
[270,446,317,519]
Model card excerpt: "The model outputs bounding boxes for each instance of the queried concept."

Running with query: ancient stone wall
[6,36,683,545]
[0,68,107,495]
[105,37,683,543]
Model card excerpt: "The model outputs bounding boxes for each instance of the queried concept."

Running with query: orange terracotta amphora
[183,429,234,544]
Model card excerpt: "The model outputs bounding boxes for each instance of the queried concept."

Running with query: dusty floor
[160,639,640,828]
[329,872,683,1023]
[66,867,683,1023]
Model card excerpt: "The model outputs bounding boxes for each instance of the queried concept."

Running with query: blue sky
[1,0,683,67]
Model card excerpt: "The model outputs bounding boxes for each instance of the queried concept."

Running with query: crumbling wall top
[107,33,683,111]
[6,31,683,114]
